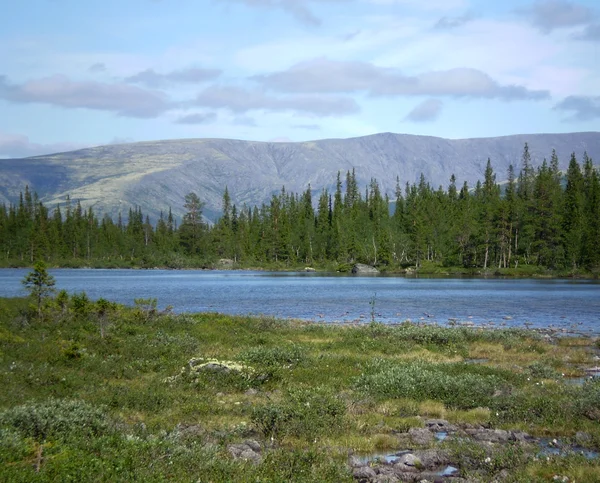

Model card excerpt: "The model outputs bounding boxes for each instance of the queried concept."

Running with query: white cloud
[255,58,550,100]
[405,98,443,122]
[0,74,171,118]
[192,85,360,116]
[554,95,600,120]
[520,0,593,33]
[126,67,221,88]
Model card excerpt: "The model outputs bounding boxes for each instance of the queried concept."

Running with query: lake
[1,269,599,334]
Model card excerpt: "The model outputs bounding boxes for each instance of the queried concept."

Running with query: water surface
[1,269,599,333]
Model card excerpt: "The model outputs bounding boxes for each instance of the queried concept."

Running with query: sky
[0,0,599,158]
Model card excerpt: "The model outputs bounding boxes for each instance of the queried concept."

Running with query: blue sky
[1,0,599,157]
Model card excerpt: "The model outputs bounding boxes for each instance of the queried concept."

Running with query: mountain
[1,131,599,223]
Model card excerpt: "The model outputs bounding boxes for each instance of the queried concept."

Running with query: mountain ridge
[1,131,599,222]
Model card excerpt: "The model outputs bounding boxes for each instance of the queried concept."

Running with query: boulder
[408,428,434,446]
[423,419,457,433]
[466,428,511,443]
[352,264,380,274]
[219,258,234,267]
[227,440,262,464]
[353,465,377,481]
[394,453,421,473]
[412,449,450,470]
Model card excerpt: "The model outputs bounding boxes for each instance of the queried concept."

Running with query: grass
[1,295,599,481]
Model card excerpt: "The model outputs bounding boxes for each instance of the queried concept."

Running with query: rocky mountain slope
[1,131,599,222]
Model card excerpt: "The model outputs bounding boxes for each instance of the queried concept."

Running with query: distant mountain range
[1,131,599,222]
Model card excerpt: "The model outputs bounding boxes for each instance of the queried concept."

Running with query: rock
[173,423,205,440]
[394,453,421,473]
[510,430,532,442]
[424,419,457,433]
[353,465,377,481]
[352,263,380,274]
[372,474,399,483]
[227,440,262,464]
[466,428,511,443]
[219,258,234,267]
[245,388,258,396]
[348,455,365,468]
[412,449,450,470]
[202,362,233,373]
[304,267,316,272]
[409,428,434,445]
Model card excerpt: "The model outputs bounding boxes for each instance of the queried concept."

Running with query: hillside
[1,131,599,222]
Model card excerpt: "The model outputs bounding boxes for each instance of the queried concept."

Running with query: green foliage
[252,386,346,440]
[70,291,92,317]
[21,261,55,318]
[1,296,600,480]
[0,398,111,442]
[355,359,506,409]
[133,297,158,323]
[238,344,307,369]
[2,148,600,272]
[576,378,600,421]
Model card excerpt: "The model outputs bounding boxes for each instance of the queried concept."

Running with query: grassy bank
[1,296,600,481]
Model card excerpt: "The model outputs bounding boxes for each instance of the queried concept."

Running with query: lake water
[1,269,599,334]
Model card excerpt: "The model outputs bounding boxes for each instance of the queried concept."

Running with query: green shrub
[252,386,346,440]
[527,360,559,379]
[0,398,111,441]
[70,291,92,318]
[492,386,575,426]
[238,344,308,382]
[576,378,600,421]
[257,447,351,482]
[355,360,506,409]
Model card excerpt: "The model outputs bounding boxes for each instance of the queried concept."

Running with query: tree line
[1,144,599,273]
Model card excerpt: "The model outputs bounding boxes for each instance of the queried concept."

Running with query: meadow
[1,295,600,482]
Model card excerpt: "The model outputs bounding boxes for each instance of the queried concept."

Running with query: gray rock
[352,264,380,274]
[467,428,511,443]
[353,465,377,481]
[373,474,399,483]
[424,419,457,432]
[227,440,262,464]
[394,453,421,473]
[409,428,434,445]
[510,430,532,442]
[412,449,450,470]
[244,388,259,396]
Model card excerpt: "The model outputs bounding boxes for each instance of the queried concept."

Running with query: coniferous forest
[1,144,599,274]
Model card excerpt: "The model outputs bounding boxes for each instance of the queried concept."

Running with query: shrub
[355,360,506,409]
[252,386,346,440]
[71,291,92,318]
[0,398,111,441]
[576,378,600,421]
[238,344,308,381]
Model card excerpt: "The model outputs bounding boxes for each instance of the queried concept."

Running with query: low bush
[355,359,506,409]
[0,398,111,442]
[252,386,346,440]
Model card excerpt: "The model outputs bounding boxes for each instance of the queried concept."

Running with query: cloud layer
[0,75,170,118]
[255,59,550,100]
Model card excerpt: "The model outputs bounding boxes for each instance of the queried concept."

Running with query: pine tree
[22,260,56,319]
[179,193,205,256]
[563,153,585,269]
